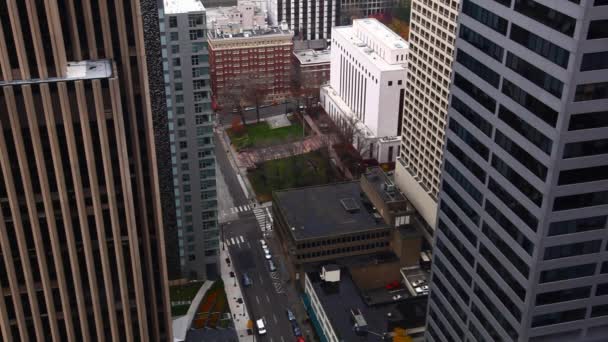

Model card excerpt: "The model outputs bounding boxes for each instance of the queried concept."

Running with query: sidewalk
[220,245,252,341]
[215,127,257,203]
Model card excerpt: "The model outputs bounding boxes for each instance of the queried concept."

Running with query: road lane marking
[230,237,236,245]
[273,314,278,324]
[236,174,249,198]
[255,296,260,305]
[259,274,264,284]
[281,336,285,342]
[266,294,270,303]
[247,242,251,248]
[230,207,237,213]
[240,236,245,243]
[225,239,230,246]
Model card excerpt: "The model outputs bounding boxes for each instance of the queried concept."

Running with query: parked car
[242,273,252,287]
[264,251,272,260]
[291,321,302,337]
[268,260,277,272]
[286,309,296,321]
[256,318,267,335]
[260,239,267,247]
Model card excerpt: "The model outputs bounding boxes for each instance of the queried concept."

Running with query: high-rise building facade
[267,0,338,40]
[0,0,174,340]
[427,1,608,341]
[161,0,219,280]
[394,0,459,228]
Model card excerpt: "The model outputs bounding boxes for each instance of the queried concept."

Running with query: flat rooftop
[333,26,406,72]
[354,18,408,50]
[307,269,426,341]
[363,167,408,204]
[274,182,389,241]
[293,49,331,65]
[164,0,205,14]
[208,26,291,39]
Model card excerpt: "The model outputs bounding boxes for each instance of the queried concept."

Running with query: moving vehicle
[291,321,302,337]
[256,318,267,335]
[286,309,296,321]
[268,260,277,272]
[260,239,267,247]
[242,273,252,287]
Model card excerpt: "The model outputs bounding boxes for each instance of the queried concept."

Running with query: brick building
[208,26,294,105]
[293,49,331,90]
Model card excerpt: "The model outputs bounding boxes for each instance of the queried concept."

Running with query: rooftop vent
[340,198,360,213]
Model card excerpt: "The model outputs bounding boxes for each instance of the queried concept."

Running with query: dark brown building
[0,1,174,340]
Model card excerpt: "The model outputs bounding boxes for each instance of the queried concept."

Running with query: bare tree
[218,73,249,125]
[329,113,372,177]
[242,75,270,124]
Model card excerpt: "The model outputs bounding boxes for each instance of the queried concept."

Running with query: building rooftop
[307,269,426,341]
[208,26,292,39]
[363,167,408,204]
[274,182,389,241]
[355,18,408,50]
[293,49,331,65]
[164,0,205,14]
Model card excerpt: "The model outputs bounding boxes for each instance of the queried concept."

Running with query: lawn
[227,119,305,151]
[248,149,342,202]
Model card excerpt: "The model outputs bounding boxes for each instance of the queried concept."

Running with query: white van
[256,318,267,335]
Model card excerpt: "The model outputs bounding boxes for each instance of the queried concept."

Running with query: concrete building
[267,0,338,40]
[321,19,407,163]
[394,0,459,228]
[426,1,608,342]
[208,26,294,103]
[207,1,268,35]
[162,0,219,280]
[0,0,174,340]
[293,48,331,89]
[339,0,398,25]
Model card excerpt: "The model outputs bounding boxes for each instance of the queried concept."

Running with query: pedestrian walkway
[224,235,246,247]
[253,208,272,232]
[236,135,326,169]
[220,245,251,341]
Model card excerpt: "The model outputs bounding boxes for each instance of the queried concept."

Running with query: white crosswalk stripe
[239,236,245,243]
[253,208,273,232]
[230,237,236,245]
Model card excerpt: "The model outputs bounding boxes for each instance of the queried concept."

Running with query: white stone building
[320,18,407,163]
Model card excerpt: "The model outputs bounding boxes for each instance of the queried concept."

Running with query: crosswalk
[219,204,253,220]
[224,235,245,247]
[253,208,273,232]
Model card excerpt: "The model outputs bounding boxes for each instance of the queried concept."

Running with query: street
[215,130,314,342]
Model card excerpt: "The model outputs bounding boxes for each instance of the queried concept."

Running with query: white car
[260,239,267,247]
[264,251,272,260]
[256,318,267,335]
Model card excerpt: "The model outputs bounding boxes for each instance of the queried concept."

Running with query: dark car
[291,321,302,337]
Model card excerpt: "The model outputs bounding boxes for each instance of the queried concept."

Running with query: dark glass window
[540,263,596,283]
[452,96,493,137]
[432,271,468,322]
[569,111,608,130]
[474,285,519,340]
[588,20,608,39]
[442,182,480,225]
[488,177,538,231]
[454,73,497,113]
[459,25,504,62]
[433,251,472,301]
[446,140,486,182]
[471,303,502,341]
[463,0,508,35]
[575,82,608,102]
[563,138,608,158]
[506,52,564,98]
[498,105,552,155]
[436,238,473,284]
[592,305,608,318]
[596,0,608,5]
[510,24,570,68]
[440,201,477,245]
[485,200,534,255]
[559,165,608,185]
[502,79,558,127]
[495,130,547,181]
[492,155,543,206]
[169,16,177,28]
[554,190,608,211]
[514,0,576,37]
[581,51,608,71]
[445,160,483,204]
[456,49,500,88]
[479,245,526,299]
[482,223,529,277]
[437,220,475,268]
[596,283,608,296]
[548,216,607,236]
[476,265,522,321]
[544,240,602,260]
[536,287,591,306]
[449,119,489,160]
[428,306,463,339]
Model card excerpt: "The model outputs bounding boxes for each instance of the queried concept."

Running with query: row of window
[440,201,477,246]
[505,52,563,98]
[295,231,390,249]
[449,118,490,160]
[451,96,493,137]
[495,130,547,181]
[485,200,534,255]
[454,73,496,114]
[498,105,552,155]
[488,177,538,231]
[491,154,543,207]
[295,242,389,259]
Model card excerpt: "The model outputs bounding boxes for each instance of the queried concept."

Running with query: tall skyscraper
[267,0,338,40]
[0,0,174,340]
[427,1,608,341]
[161,0,219,280]
[394,0,459,229]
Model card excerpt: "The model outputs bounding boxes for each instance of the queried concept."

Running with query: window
[442,182,480,225]
[479,245,526,299]
[548,216,607,236]
[172,57,181,67]
[502,79,558,127]
[581,51,608,71]
[544,240,602,260]
[592,305,608,318]
[176,107,185,114]
[597,283,608,296]
[485,200,534,255]
[171,45,180,54]
[440,201,477,245]
[175,95,183,103]
[445,160,482,204]
[454,73,496,113]
[193,79,206,89]
[462,0,508,34]
[449,119,489,160]
[532,309,586,327]
[473,285,519,340]
[388,81,393,86]
[540,263,596,283]
[563,138,608,158]
[190,29,205,40]
[514,0,576,37]
[587,20,608,39]
[536,287,591,306]
[175,83,183,91]
[483,222,530,278]
[188,14,204,27]
[192,42,205,53]
[569,111,608,130]
[495,130,547,181]
[192,55,201,65]
[492,155,543,206]
[460,25,504,62]
[173,70,181,79]
[169,16,177,28]
[476,264,522,321]
[435,238,473,283]
[510,24,569,68]
[170,32,179,41]
[575,82,608,102]
[451,96,492,137]
[488,177,538,231]
[506,52,563,98]
[554,190,608,211]
[559,165,608,185]
[446,140,486,182]
[456,49,500,88]
[498,105,552,155]
[397,80,402,85]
